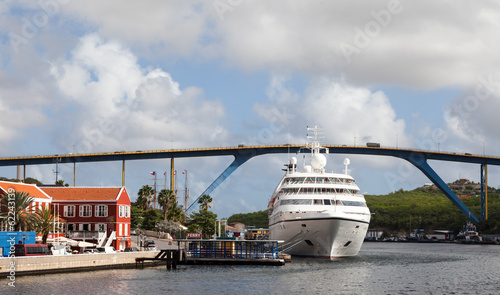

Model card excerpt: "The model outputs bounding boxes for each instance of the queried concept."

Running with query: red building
[0,181,52,231]
[41,187,132,250]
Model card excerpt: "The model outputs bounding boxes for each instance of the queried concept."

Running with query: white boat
[268,125,371,258]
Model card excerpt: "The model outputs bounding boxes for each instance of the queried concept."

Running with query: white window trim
[95,205,108,217]
[79,205,92,217]
[64,205,76,217]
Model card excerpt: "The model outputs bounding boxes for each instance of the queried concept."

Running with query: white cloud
[208,1,500,89]
[60,0,208,57]
[444,86,500,155]
[38,1,500,91]
[255,76,410,151]
[50,34,227,153]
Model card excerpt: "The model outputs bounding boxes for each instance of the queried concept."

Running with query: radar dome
[290,157,297,165]
[344,158,350,166]
[311,154,327,170]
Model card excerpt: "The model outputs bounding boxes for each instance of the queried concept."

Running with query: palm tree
[158,189,175,220]
[55,179,69,187]
[35,206,64,244]
[198,194,213,211]
[169,204,186,223]
[137,185,154,211]
[0,191,39,231]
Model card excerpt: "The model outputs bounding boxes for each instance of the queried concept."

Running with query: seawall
[0,251,159,277]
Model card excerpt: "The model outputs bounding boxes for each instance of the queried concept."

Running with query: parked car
[96,247,116,253]
[83,248,99,254]
[124,247,139,252]
[144,240,155,247]
[14,244,50,256]
[51,245,72,256]
[130,229,137,235]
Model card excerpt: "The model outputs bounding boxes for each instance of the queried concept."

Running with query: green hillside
[366,186,500,234]
[227,210,268,228]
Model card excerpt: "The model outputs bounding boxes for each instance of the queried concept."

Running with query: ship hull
[269,217,369,258]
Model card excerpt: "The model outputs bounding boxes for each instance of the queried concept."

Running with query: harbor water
[4,242,500,294]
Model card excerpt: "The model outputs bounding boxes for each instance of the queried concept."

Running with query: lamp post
[409,210,412,237]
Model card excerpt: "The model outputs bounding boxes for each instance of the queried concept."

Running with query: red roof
[41,187,124,201]
[0,181,51,200]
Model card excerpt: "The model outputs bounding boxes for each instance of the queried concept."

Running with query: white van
[52,245,72,255]
[96,246,116,253]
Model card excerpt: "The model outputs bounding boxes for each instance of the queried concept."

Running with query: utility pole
[150,171,157,209]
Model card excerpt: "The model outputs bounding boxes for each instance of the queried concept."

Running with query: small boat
[457,221,481,244]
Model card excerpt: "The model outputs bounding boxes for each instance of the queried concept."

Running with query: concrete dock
[0,251,159,277]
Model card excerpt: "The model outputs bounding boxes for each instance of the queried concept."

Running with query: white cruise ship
[268,126,371,258]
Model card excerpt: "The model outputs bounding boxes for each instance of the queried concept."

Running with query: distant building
[226,222,246,239]
[245,228,269,240]
[366,229,384,240]
[41,187,132,250]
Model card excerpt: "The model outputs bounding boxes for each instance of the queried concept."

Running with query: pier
[136,239,286,268]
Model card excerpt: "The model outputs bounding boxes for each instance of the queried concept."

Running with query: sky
[2,0,500,218]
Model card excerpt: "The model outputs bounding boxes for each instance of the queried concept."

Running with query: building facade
[41,187,132,250]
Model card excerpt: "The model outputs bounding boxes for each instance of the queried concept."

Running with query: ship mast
[306,124,329,155]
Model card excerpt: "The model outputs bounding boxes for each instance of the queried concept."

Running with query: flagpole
[154,172,157,209]
[174,170,178,200]
[184,170,189,212]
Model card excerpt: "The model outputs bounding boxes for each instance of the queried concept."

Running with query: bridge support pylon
[480,164,488,220]
[405,153,479,223]
[186,153,254,212]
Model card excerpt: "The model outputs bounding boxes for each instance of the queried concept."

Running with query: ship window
[336,200,343,205]
[341,201,367,207]
[324,199,331,205]
[313,199,323,205]
[280,199,312,205]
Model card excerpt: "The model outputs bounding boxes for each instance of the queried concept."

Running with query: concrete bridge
[2,144,499,222]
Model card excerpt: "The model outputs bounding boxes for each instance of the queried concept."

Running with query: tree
[228,210,269,228]
[141,209,164,230]
[0,191,39,231]
[188,210,217,239]
[137,185,154,211]
[158,189,175,220]
[168,203,186,223]
[55,179,69,187]
[35,206,63,244]
[198,194,213,211]
[24,177,43,185]
[130,204,143,229]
